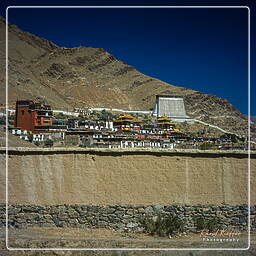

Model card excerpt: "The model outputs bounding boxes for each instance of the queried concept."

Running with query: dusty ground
[0,227,255,256]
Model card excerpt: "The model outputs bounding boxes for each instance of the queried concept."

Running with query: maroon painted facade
[14,100,53,133]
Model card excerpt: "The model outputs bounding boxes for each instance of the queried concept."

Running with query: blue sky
[1,0,255,115]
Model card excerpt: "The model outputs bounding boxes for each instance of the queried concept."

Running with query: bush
[199,142,217,150]
[53,119,67,125]
[0,117,6,125]
[55,113,67,119]
[34,141,40,147]
[164,214,185,235]
[140,213,185,237]
[193,216,223,232]
[99,109,114,120]
[0,116,14,125]
[228,133,238,143]
[44,138,53,147]
[8,115,15,120]
[220,133,243,143]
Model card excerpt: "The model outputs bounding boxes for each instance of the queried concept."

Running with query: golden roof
[118,114,133,119]
[114,113,141,123]
[155,121,176,125]
[157,116,172,121]
[155,116,176,125]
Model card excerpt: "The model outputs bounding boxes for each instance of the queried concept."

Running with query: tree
[199,142,216,150]
[229,134,238,143]
[99,109,114,120]
[28,133,33,143]
[0,117,6,125]
[34,141,40,147]
[220,133,239,143]
[8,115,15,120]
[44,138,53,147]
[55,112,66,119]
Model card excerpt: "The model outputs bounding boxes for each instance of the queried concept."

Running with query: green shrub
[44,138,53,147]
[0,117,6,125]
[53,119,67,125]
[99,109,114,120]
[139,215,157,235]
[8,115,15,120]
[0,116,14,125]
[55,113,67,119]
[193,216,222,231]
[165,214,185,235]
[34,141,40,147]
[220,133,243,143]
[199,142,217,150]
[193,216,204,231]
[140,213,185,237]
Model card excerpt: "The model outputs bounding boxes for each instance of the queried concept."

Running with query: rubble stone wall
[1,204,255,232]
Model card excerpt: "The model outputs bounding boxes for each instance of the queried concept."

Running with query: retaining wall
[0,148,255,205]
[1,204,255,232]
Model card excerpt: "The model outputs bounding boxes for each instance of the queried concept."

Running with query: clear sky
[1,0,255,115]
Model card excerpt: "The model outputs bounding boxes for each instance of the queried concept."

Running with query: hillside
[0,17,253,138]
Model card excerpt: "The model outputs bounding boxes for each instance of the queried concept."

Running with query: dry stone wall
[1,204,255,232]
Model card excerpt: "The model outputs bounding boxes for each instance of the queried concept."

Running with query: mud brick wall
[1,148,255,206]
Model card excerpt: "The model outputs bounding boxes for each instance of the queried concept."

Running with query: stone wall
[1,148,255,206]
[1,204,255,233]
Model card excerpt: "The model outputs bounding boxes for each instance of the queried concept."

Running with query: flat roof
[156,95,183,99]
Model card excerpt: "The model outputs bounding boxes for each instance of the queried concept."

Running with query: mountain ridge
[0,17,253,138]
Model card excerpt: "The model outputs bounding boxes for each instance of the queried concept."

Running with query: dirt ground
[0,227,255,256]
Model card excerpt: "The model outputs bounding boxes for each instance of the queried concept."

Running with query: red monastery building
[14,100,53,133]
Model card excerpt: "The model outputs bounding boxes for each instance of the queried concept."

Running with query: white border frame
[5,5,251,251]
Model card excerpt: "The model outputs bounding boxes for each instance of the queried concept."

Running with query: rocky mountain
[0,17,253,138]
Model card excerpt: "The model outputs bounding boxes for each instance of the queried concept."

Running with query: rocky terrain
[0,17,254,138]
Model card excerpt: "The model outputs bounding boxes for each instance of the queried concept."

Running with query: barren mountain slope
[0,17,253,137]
